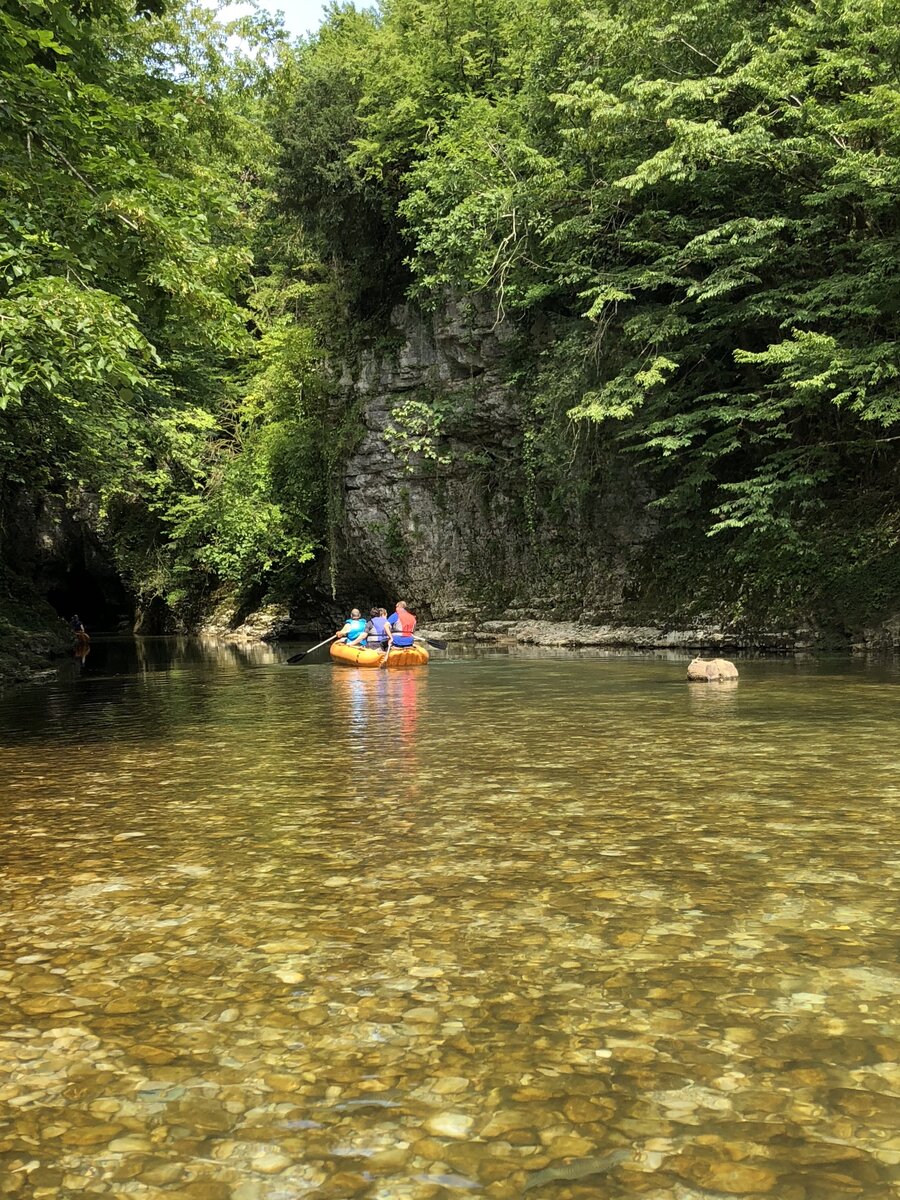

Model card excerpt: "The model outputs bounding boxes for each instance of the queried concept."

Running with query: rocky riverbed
[1,644,897,1199]
[2,874,898,1200]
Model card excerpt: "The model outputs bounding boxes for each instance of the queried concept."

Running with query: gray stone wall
[337,299,652,623]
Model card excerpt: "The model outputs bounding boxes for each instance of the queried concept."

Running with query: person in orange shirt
[386,600,417,647]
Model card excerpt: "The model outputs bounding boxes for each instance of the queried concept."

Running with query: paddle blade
[424,637,447,650]
[286,634,338,664]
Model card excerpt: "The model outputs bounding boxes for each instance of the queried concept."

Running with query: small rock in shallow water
[172,1099,232,1133]
[139,1161,185,1185]
[368,1147,410,1170]
[108,1135,152,1152]
[544,1134,596,1158]
[264,1073,301,1092]
[433,1076,470,1095]
[673,1156,778,1194]
[426,1112,474,1139]
[295,1005,327,1027]
[129,1043,176,1065]
[562,1098,605,1124]
[259,939,312,953]
[19,996,72,1015]
[178,1181,232,1200]
[231,1185,265,1200]
[686,656,739,682]
[60,1123,123,1146]
[405,1006,440,1024]
[274,970,304,984]
[251,1152,292,1174]
[481,1110,534,1138]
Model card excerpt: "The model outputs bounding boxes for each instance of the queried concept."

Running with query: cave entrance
[46,566,134,634]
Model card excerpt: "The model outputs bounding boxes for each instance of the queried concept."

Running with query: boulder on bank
[687,656,739,682]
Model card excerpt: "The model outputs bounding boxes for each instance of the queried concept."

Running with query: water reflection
[329,667,430,828]
[0,642,897,1198]
[686,677,740,717]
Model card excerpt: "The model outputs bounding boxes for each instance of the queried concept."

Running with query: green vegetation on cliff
[280,0,900,627]
[3,0,900,634]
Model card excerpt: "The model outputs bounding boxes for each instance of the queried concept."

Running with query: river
[0,639,898,1199]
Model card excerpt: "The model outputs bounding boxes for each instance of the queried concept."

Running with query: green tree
[1,0,331,620]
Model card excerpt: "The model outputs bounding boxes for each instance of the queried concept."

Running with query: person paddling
[387,600,417,648]
[364,607,390,649]
[336,608,367,645]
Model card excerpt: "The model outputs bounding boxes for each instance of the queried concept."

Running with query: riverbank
[426,619,900,654]
[5,598,898,691]
[197,602,900,655]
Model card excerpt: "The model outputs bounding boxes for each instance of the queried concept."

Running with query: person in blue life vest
[364,607,390,649]
[387,600,417,648]
[336,608,367,645]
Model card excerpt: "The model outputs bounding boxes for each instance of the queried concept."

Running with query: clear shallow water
[0,639,898,1199]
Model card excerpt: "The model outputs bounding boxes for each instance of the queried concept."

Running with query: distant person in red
[70,614,90,645]
[387,600,416,647]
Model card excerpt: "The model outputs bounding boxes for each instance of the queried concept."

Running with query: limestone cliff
[325,301,900,650]
[336,298,653,623]
[3,490,132,631]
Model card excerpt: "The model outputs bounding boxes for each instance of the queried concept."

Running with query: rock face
[0,490,108,685]
[687,656,740,682]
[198,601,314,642]
[0,587,70,687]
[330,301,900,646]
[4,487,132,632]
[337,298,652,623]
[854,613,900,653]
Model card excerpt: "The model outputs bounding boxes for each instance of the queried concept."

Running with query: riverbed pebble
[425,1113,475,1139]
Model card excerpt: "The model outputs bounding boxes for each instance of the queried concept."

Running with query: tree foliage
[6,0,900,628]
[278,0,900,623]
[0,0,330,616]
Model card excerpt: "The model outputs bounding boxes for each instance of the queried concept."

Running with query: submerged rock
[425,1112,474,1139]
[251,1151,292,1173]
[672,1155,778,1193]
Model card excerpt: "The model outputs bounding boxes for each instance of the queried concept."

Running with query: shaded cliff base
[0,572,72,687]
[420,618,900,654]
[189,541,900,655]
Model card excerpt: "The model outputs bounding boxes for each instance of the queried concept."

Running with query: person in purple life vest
[364,607,390,649]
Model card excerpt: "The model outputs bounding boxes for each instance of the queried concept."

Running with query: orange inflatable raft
[330,641,429,669]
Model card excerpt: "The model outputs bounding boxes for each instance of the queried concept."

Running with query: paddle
[286,634,338,665]
[414,634,448,651]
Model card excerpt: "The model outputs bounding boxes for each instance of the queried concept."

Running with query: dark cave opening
[46,566,134,634]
